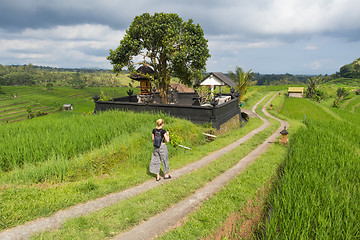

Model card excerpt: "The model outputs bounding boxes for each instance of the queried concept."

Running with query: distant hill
[2,63,358,88]
[204,72,313,86]
[5,64,112,73]
[339,58,360,78]
[252,73,313,85]
[0,64,131,87]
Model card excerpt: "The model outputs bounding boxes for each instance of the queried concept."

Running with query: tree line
[1,59,358,89]
[252,73,313,85]
[0,64,314,87]
[0,64,129,88]
[0,63,352,88]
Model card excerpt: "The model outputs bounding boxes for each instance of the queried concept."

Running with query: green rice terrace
[0,81,359,239]
[0,85,139,124]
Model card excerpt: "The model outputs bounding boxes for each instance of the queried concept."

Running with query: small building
[200,72,237,104]
[129,65,154,95]
[200,72,237,89]
[288,87,304,98]
[63,104,73,110]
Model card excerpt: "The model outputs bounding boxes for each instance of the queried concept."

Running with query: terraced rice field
[0,86,137,124]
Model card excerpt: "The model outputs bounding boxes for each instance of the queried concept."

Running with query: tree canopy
[107,12,211,103]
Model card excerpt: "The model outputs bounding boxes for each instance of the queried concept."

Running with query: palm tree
[337,87,349,99]
[228,66,255,101]
[306,77,316,98]
[333,87,349,107]
[306,76,323,99]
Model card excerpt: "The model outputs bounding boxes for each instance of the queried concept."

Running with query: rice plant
[262,98,360,239]
[0,110,165,171]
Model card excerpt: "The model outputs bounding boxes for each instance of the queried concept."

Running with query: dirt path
[0,94,280,240]
[113,94,287,240]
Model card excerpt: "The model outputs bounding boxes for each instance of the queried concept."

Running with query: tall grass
[279,97,335,121]
[262,97,360,239]
[0,110,176,172]
[343,94,360,112]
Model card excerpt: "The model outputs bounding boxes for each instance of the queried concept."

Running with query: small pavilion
[288,87,304,98]
[200,72,237,103]
[200,72,237,90]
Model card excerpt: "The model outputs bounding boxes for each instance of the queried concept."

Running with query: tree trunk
[156,55,170,104]
[158,77,169,104]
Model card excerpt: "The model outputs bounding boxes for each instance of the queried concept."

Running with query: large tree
[107,13,211,103]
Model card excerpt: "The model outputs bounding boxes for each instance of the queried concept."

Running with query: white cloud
[305,58,332,71]
[1,0,360,73]
[0,24,125,68]
[195,0,360,38]
[18,53,48,59]
[208,35,282,51]
[304,45,318,50]
[3,0,360,37]
[21,24,123,41]
[308,60,323,70]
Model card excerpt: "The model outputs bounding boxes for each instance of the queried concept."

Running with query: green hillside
[0,86,138,124]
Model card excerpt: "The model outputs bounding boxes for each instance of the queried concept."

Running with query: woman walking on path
[149,119,171,181]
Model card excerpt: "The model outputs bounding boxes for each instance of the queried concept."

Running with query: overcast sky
[1,0,360,74]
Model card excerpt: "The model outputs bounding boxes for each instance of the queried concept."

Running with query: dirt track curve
[0,93,287,240]
[113,93,288,240]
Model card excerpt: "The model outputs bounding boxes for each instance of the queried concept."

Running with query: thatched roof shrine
[129,65,154,95]
[129,65,155,80]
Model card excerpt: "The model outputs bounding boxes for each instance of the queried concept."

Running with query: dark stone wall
[151,92,196,105]
[112,95,138,102]
[112,92,196,105]
[94,95,241,129]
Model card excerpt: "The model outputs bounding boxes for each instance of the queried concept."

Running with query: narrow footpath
[0,94,284,240]
[114,93,287,240]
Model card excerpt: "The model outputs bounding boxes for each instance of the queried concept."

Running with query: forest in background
[0,64,132,88]
[1,57,359,88]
